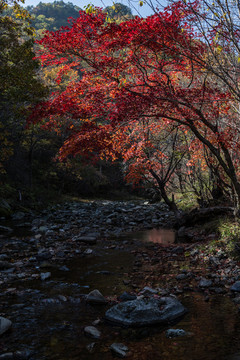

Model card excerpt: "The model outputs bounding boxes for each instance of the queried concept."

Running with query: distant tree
[27,1,81,31]
[105,3,133,21]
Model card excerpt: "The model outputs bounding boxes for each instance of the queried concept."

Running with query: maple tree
[29,2,240,210]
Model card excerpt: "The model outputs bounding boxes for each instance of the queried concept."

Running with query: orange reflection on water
[146,228,175,245]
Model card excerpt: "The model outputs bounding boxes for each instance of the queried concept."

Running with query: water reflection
[143,228,176,245]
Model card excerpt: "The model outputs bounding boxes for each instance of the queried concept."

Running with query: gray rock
[231,281,240,292]
[0,199,11,217]
[40,272,51,281]
[84,326,101,339]
[0,317,12,335]
[176,274,188,280]
[86,289,108,304]
[140,286,158,295]
[73,236,97,244]
[233,296,240,304]
[166,328,187,338]
[59,265,70,272]
[118,292,137,302]
[37,249,52,261]
[110,343,129,358]
[177,226,186,238]
[12,212,26,220]
[199,278,212,288]
[14,350,32,359]
[105,296,186,326]
[86,342,96,353]
[0,226,13,233]
[0,353,14,359]
[0,261,13,270]
[84,249,93,255]
[38,226,49,233]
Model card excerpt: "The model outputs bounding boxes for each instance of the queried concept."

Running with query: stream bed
[1,202,240,359]
[0,232,240,360]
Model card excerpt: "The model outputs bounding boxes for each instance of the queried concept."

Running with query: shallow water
[112,228,176,245]
[1,230,240,360]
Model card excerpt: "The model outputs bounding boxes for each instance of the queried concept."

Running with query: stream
[1,201,240,359]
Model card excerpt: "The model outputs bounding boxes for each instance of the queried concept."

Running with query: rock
[231,281,240,292]
[38,226,48,233]
[110,343,129,358]
[59,265,70,271]
[105,296,187,326]
[118,292,137,302]
[0,226,13,234]
[40,272,51,281]
[73,236,97,244]
[233,296,240,304]
[40,261,54,269]
[0,199,11,217]
[86,342,96,353]
[37,249,52,261]
[199,278,212,288]
[84,249,93,255]
[86,289,108,304]
[0,353,14,359]
[14,350,32,359]
[166,328,187,338]
[84,326,101,339]
[139,286,158,295]
[176,274,188,280]
[0,261,13,270]
[177,226,186,238]
[12,212,26,220]
[171,246,184,254]
[58,295,67,302]
[0,316,12,335]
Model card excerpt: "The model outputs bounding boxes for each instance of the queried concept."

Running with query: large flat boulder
[105,297,186,327]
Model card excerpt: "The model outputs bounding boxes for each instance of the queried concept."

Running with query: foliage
[218,219,240,255]
[0,0,47,180]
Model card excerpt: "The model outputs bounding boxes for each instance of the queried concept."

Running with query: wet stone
[118,292,137,302]
[59,265,70,271]
[0,317,12,335]
[40,272,51,281]
[73,236,97,244]
[86,289,108,304]
[0,261,13,270]
[166,328,187,338]
[105,297,187,326]
[176,273,188,280]
[0,353,14,359]
[84,326,101,339]
[139,286,158,295]
[86,342,96,353]
[231,281,240,292]
[199,278,213,288]
[110,343,129,358]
